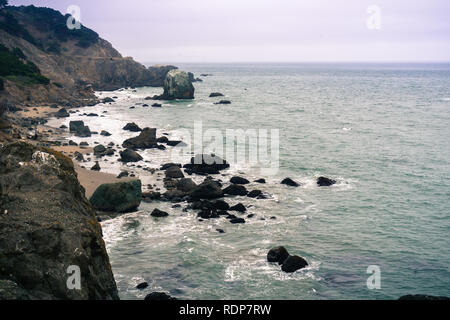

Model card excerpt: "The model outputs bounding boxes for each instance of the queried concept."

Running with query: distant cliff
[0,5,177,106]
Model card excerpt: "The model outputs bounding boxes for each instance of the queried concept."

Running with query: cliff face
[0,142,119,300]
[0,5,175,105]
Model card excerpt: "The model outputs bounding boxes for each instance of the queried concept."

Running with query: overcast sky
[9,0,450,63]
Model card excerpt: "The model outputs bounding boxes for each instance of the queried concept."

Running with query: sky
[9,0,450,63]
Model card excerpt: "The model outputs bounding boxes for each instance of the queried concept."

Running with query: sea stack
[162,70,195,100]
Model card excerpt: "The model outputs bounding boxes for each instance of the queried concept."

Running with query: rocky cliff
[0,5,176,106]
[0,142,119,300]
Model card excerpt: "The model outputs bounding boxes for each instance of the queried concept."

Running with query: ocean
[49,63,450,299]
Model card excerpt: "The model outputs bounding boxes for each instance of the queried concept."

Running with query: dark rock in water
[165,166,185,179]
[198,209,220,219]
[74,151,84,162]
[69,120,85,132]
[123,128,158,150]
[223,184,248,196]
[255,178,266,184]
[229,203,246,212]
[74,125,91,138]
[230,218,246,224]
[55,108,70,118]
[91,161,101,171]
[230,176,250,185]
[87,113,98,117]
[166,140,187,147]
[123,122,142,132]
[184,154,230,175]
[59,125,67,129]
[157,136,169,143]
[152,103,162,108]
[162,70,195,100]
[317,176,336,187]
[211,200,230,211]
[102,97,115,103]
[176,178,197,193]
[136,282,149,290]
[281,178,300,187]
[120,149,143,163]
[69,140,78,146]
[142,191,161,201]
[104,148,114,156]
[117,171,129,179]
[190,180,224,200]
[214,100,231,105]
[188,72,202,82]
[151,208,169,217]
[267,247,290,264]
[161,162,182,170]
[209,92,224,97]
[247,214,255,218]
[216,229,225,234]
[398,295,450,300]
[247,190,263,198]
[0,142,119,300]
[100,130,112,136]
[144,292,176,301]
[89,180,142,213]
[163,189,186,201]
[257,192,272,200]
[94,145,106,156]
[281,255,309,273]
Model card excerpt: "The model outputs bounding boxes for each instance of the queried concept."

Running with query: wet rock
[247,190,262,198]
[210,200,230,211]
[122,128,158,150]
[223,184,248,196]
[317,176,336,187]
[166,140,187,147]
[119,149,143,163]
[74,151,84,162]
[79,142,89,146]
[176,178,197,193]
[69,140,78,146]
[281,255,309,273]
[267,247,290,264]
[144,292,176,301]
[230,176,250,185]
[87,113,98,117]
[161,162,182,170]
[55,108,70,118]
[91,161,101,171]
[69,120,85,132]
[102,97,115,103]
[184,154,230,175]
[136,282,149,290]
[123,122,142,132]
[74,125,91,138]
[254,178,266,184]
[157,136,169,143]
[142,191,161,201]
[209,92,224,97]
[163,189,186,201]
[214,100,231,105]
[216,229,225,234]
[165,166,185,179]
[190,180,224,200]
[151,209,169,217]
[230,218,246,224]
[281,178,300,187]
[152,103,162,108]
[117,171,129,179]
[100,130,112,137]
[89,180,142,213]
[229,203,246,212]
[94,145,106,156]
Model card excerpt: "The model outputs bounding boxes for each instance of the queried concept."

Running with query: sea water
[50,63,450,299]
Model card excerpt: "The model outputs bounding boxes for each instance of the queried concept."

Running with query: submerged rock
[317,176,336,187]
[0,142,119,300]
[89,180,142,213]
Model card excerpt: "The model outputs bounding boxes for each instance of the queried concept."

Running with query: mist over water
[54,63,450,299]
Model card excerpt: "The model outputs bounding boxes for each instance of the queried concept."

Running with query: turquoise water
[66,63,450,299]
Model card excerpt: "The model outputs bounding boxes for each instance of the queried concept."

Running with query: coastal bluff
[0,142,119,300]
[0,5,177,106]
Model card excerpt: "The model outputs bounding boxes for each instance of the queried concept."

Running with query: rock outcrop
[161,70,195,100]
[122,128,158,150]
[0,142,118,300]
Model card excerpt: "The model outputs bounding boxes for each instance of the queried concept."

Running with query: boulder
[100,130,112,137]
[0,142,118,300]
[142,191,161,201]
[214,100,231,105]
[190,180,224,200]
[247,190,262,198]
[317,176,336,187]
[209,92,224,97]
[120,149,143,163]
[74,125,91,138]
[136,282,149,290]
[161,162,182,170]
[267,247,290,264]
[281,255,309,273]
[123,122,142,132]
[162,69,195,100]
[230,176,250,185]
[69,120,85,132]
[55,108,70,118]
[184,154,230,175]
[157,136,169,143]
[89,180,142,213]
[281,178,300,187]
[223,184,248,196]
[122,128,158,150]
[165,166,185,179]
[230,218,246,224]
[91,161,101,171]
[102,97,115,103]
[210,200,230,211]
[229,203,246,212]
[152,103,162,108]
[176,178,197,193]
[254,178,266,184]
[93,145,106,156]
[151,209,169,217]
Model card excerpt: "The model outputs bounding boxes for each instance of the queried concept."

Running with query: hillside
[0,5,176,106]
